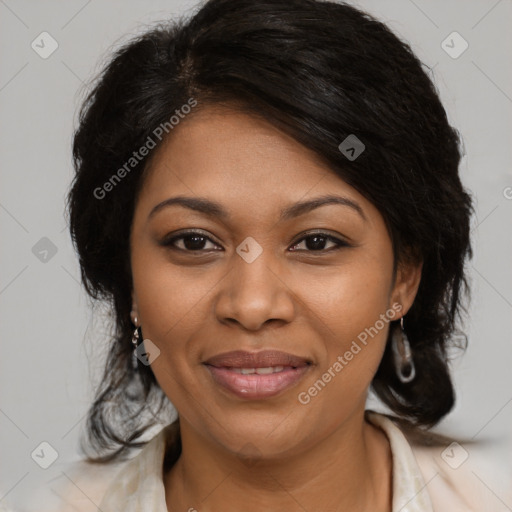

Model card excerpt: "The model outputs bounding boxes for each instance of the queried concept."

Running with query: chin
[206,412,309,460]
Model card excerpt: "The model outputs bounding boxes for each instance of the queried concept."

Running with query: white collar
[365,410,434,512]
[98,410,434,511]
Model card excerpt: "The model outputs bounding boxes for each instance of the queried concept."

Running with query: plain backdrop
[1,0,511,509]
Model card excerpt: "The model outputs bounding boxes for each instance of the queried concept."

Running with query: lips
[203,350,312,369]
[203,350,312,400]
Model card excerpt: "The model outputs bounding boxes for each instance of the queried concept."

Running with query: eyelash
[160,230,350,254]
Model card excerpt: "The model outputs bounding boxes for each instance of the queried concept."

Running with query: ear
[130,290,139,325]
[390,257,423,317]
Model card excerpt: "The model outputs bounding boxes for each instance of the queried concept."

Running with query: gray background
[1,0,511,509]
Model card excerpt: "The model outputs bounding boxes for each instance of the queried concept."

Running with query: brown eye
[161,231,222,252]
[289,233,349,252]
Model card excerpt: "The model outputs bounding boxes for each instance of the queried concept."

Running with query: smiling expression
[129,105,421,458]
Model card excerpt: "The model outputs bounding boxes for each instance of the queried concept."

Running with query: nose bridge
[215,241,295,330]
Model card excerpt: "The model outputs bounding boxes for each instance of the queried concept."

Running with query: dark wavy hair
[66,0,474,463]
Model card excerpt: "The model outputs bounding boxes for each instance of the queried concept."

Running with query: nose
[214,249,296,332]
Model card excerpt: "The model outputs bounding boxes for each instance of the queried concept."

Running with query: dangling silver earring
[131,316,141,370]
[391,317,416,383]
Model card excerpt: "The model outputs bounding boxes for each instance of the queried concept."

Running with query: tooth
[255,367,274,375]
[256,366,286,374]
[229,366,288,375]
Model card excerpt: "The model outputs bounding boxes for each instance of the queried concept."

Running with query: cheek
[130,248,214,394]
[131,263,207,415]
[297,256,393,386]
[131,242,216,338]
[299,257,393,338]
[294,270,393,422]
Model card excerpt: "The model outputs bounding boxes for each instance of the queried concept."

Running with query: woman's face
[130,106,421,459]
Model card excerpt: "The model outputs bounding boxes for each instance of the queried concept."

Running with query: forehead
[136,106,379,226]
[147,107,328,188]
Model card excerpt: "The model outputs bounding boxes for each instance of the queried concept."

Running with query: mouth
[203,350,312,400]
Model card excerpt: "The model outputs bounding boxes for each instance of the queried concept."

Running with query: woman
[27,0,510,510]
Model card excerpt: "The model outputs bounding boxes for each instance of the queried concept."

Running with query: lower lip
[205,365,310,400]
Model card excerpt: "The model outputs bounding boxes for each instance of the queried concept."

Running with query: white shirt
[21,411,511,511]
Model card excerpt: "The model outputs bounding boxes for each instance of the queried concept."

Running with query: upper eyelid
[164,230,221,249]
[166,229,221,245]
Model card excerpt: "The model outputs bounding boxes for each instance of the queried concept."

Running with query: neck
[164,409,392,512]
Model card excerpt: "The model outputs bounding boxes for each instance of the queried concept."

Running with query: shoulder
[23,424,175,512]
[23,458,128,512]
[407,432,512,512]
[366,410,511,512]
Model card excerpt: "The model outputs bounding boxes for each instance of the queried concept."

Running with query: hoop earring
[391,317,416,383]
[132,316,142,370]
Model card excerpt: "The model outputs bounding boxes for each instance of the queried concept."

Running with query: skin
[129,105,423,512]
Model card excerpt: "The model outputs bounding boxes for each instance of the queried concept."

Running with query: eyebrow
[148,194,367,222]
